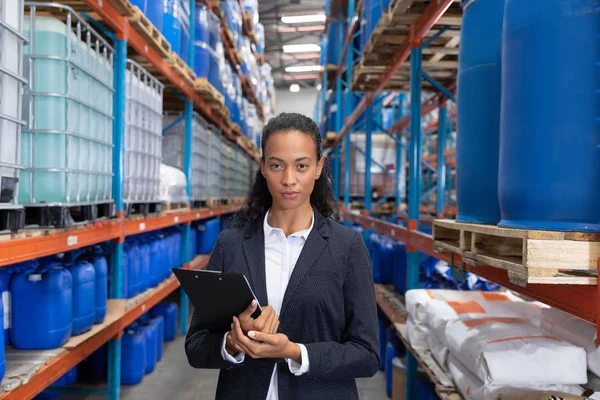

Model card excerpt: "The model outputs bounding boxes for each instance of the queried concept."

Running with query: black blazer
[185,209,380,400]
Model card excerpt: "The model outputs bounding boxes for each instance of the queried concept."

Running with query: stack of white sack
[404,289,517,351]
[425,299,543,370]
[540,307,600,377]
[445,317,587,386]
[447,354,587,400]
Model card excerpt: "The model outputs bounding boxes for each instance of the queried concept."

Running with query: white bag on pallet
[428,334,449,371]
[540,307,600,377]
[445,317,587,385]
[406,318,429,350]
[425,299,543,343]
[405,289,515,324]
[448,354,585,400]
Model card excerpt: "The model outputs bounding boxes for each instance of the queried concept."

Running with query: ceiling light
[281,14,327,24]
[285,65,323,73]
[317,83,322,90]
[290,84,300,92]
[283,44,321,53]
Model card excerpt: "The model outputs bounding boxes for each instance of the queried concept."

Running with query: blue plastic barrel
[142,320,158,374]
[121,249,129,298]
[193,5,211,79]
[197,218,220,254]
[70,258,96,336]
[139,241,151,293]
[392,242,407,294]
[455,0,504,224]
[179,9,191,64]
[152,302,178,341]
[151,314,165,361]
[0,266,13,345]
[499,0,600,231]
[162,0,183,55]
[208,9,221,51]
[92,254,108,324]
[126,243,142,298]
[149,237,161,288]
[173,231,183,268]
[121,326,146,385]
[190,226,198,258]
[377,237,396,285]
[12,262,73,349]
[145,0,163,32]
[326,21,347,65]
[385,341,397,397]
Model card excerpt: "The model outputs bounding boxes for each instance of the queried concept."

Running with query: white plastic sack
[448,354,585,400]
[541,307,600,377]
[445,317,587,385]
[406,317,429,350]
[425,299,543,344]
[428,334,449,371]
[159,163,189,204]
[405,289,515,324]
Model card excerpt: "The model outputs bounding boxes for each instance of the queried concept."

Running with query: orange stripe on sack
[466,387,471,395]
[481,292,510,302]
[447,300,486,314]
[461,317,528,329]
[486,335,562,345]
[426,290,435,299]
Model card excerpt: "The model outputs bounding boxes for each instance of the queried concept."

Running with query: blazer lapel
[242,216,269,307]
[280,211,330,317]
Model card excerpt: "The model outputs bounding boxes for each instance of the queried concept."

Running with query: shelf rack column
[180,0,196,336]
[107,33,127,400]
[364,101,373,213]
[405,42,423,400]
[436,102,447,218]
[395,94,406,213]
[344,0,355,208]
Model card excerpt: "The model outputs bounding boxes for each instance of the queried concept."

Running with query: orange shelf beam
[121,277,180,328]
[344,211,597,326]
[0,220,122,268]
[375,284,407,324]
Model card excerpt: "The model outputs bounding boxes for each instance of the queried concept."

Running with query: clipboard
[172,268,262,330]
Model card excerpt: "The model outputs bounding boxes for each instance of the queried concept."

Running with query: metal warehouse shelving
[0,1,253,398]
[320,0,600,399]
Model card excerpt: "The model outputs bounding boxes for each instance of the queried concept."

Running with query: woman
[185,113,379,399]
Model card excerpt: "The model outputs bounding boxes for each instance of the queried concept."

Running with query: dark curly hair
[235,113,337,226]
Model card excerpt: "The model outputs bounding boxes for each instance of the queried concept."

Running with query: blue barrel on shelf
[139,241,151,293]
[377,237,396,285]
[499,0,600,231]
[455,0,504,224]
[121,325,146,385]
[197,218,220,254]
[193,4,211,78]
[179,7,191,64]
[145,0,163,32]
[12,261,72,349]
[326,21,347,65]
[0,266,14,345]
[151,314,165,361]
[149,237,161,288]
[367,234,382,283]
[173,230,183,268]
[208,9,221,51]
[125,243,142,298]
[91,253,108,325]
[70,257,96,336]
[152,302,178,341]
[392,242,407,295]
[190,226,198,258]
[162,0,183,56]
[141,319,158,374]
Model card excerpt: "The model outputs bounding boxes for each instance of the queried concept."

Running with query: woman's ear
[315,157,325,180]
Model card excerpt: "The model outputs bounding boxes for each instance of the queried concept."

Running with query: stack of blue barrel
[195,217,221,255]
[366,234,408,295]
[161,0,191,64]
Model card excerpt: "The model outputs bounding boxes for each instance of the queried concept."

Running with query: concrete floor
[66,334,388,400]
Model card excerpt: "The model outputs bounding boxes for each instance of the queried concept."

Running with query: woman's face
[261,130,324,211]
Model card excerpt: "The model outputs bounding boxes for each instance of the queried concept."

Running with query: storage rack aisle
[320,0,600,399]
[0,0,273,398]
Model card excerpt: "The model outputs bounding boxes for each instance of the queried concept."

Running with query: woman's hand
[239,300,280,334]
[230,316,301,362]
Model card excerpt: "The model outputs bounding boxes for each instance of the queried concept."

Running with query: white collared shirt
[221,210,313,399]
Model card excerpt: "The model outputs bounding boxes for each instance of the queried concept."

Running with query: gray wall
[274,87,318,119]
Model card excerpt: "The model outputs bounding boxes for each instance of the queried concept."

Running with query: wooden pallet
[166,54,196,88]
[352,0,462,92]
[242,11,258,45]
[161,202,189,213]
[206,198,225,208]
[107,0,137,17]
[395,323,464,400]
[432,219,600,285]
[129,7,172,60]
[227,197,246,205]
[230,122,242,137]
[194,78,224,107]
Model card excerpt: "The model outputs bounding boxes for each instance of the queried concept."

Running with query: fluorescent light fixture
[285,65,322,73]
[283,44,321,53]
[281,14,326,24]
[317,83,322,90]
[290,84,300,92]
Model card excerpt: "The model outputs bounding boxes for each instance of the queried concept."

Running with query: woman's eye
[270,164,282,170]
[297,164,308,170]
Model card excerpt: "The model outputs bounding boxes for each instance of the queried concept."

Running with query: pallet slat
[129,7,172,60]
[433,220,600,285]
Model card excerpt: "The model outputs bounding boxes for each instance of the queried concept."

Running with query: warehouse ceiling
[258,0,324,89]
